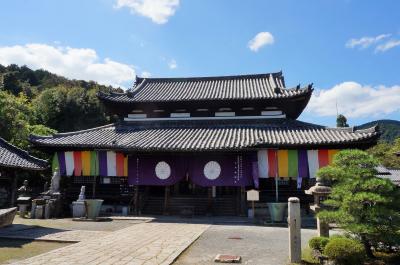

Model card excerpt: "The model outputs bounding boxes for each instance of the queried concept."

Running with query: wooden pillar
[236,187,241,216]
[163,186,170,215]
[239,187,246,216]
[207,187,213,215]
[10,171,18,207]
[133,185,139,215]
[92,176,96,199]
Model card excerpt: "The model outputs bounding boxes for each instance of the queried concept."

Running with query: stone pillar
[30,200,37,219]
[288,197,301,263]
[317,217,329,237]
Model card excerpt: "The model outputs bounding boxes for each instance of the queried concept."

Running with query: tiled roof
[98,72,313,103]
[0,137,48,170]
[29,119,379,152]
[377,166,400,186]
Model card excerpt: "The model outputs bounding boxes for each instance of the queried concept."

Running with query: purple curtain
[57,152,66,176]
[128,156,185,186]
[190,154,253,187]
[297,150,309,189]
[298,150,309,178]
[128,154,255,187]
[98,151,108,177]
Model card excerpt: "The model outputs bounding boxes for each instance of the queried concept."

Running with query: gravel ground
[174,224,317,265]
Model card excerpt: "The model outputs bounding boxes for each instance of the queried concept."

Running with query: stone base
[0,207,17,228]
[72,201,86,218]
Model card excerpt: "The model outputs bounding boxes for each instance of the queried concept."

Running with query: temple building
[0,137,48,207]
[29,72,379,216]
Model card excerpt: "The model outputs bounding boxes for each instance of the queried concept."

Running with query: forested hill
[357,119,400,143]
[0,64,120,150]
[0,64,120,96]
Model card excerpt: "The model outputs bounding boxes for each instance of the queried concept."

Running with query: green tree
[318,149,400,257]
[0,91,55,148]
[33,85,109,132]
[336,114,349,127]
[368,139,400,168]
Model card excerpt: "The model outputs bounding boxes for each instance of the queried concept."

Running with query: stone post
[288,197,301,263]
[317,217,329,237]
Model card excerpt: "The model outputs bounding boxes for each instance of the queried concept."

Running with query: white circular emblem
[155,161,171,180]
[203,161,221,180]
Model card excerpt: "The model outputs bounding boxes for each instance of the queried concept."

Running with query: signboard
[246,189,259,201]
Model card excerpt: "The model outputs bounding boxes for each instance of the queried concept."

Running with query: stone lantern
[305,178,332,237]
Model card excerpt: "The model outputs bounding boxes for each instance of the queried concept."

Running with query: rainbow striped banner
[257,149,338,179]
[52,151,127,177]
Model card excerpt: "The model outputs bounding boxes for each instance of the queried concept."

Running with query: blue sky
[0,0,399,126]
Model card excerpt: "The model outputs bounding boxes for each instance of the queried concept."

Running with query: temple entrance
[173,178,208,197]
[141,178,242,216]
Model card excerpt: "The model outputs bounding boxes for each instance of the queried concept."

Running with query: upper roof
[98,72,313,103]
[0,137,48,170]
[29,119,379,152]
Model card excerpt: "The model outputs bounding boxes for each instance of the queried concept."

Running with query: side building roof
[98,72,313,103]
[29,119,379,152]
[0,137,48,170]
[377,166,400,186]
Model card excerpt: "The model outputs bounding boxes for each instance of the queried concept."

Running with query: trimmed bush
[323,237,366,265]
[309,236,330,252]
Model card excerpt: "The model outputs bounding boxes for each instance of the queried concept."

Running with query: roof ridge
[134,72,283,82]
[29,123,116,139]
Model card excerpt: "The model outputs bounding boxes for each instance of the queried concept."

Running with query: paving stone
[11,222,209,265]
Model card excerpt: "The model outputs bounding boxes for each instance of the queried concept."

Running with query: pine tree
[318,149,400,257]
[336,114,349,127]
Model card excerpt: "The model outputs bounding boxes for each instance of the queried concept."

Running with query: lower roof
[29,119,379,152]
[0,137,48,170]
[377,166,400,186]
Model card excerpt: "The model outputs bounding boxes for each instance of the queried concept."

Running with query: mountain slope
[357,119,400,142]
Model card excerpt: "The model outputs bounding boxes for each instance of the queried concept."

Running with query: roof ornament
[296,84,300,91]
[274,87,282,94]
[307,83,314,90]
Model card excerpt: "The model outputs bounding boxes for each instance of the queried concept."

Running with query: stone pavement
[12,222,209,265]
[0,225,110,242]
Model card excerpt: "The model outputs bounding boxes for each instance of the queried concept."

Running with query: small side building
[0,137,48,207]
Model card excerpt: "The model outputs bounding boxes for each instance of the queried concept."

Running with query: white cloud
[0,43,135,88]
[114,0,179,24]
[248,32,274,52]
[345,34,391,49]
[168,59,177,69]
[306,82,400,118]
[141,71,151,78]
[375,39,400,52]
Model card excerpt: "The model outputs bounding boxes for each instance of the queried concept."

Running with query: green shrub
[308,236,330,251]
[323,237,366,265]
